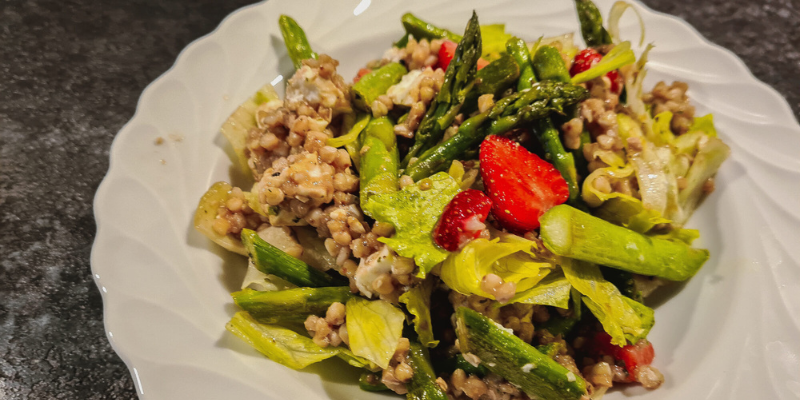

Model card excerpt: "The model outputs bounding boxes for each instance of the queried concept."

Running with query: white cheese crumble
[462,353,481,367]
[492,320,515,335]
[566,372,576,382]
[521,363,537,372]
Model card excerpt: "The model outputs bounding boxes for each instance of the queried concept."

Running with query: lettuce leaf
[365,172,461,276]
[439,235,554,302]
[571,41,636,84]
[582,165,670,233]
[688,113,717,137]
[480,24,512,61]
[561,260,654,346]
[345,297,405,369]
[193,182,247,255]
[221,84,280,178]
[675,136,730,225]
[651,111,675,146]
[226,312,341,370]
[399,278,439,348]
[508,270,572,308]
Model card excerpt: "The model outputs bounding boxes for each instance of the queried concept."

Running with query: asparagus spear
[352,62,408,112]
[405,81,589,180]
[278,15,317,69]
[531,46,582,204]
[241,229,347,287]
[402,12,482,167]
[574,0,613,47]
[232,287,356,324]
[460,53,521,116]
[532,45,571,83]
[406,342,449,400]
[539,205,710,281]
[506,38,536,91]
[401,13,463,43]
[455,308,587,400]
[359,117,399,216]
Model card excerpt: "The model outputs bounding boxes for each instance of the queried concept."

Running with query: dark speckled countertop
[0,0,798,398]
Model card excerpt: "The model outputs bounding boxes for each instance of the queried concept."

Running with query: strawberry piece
[353,68,372,83]
[569,48,603,76]
[437,40,457,70]
[590,332,656,382]
[479,136,569,232]
[433,189,492,251]
[569,48,622,94]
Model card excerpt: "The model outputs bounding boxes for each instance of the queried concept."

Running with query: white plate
[91,0,800,398]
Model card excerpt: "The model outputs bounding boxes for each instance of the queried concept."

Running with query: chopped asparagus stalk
[226,312,340,370]
[406,342,449,400]
[403,12,481,166]
[401,13,463,43]
[574,0,612,47]
[455,308,587,400]
[352,63,407,112]
[539,205,710,281]
[506,37,536,91]
[232,287,356,324]
[241,229,347,287]
[533,45,571,83]
[405,81,589,181]
[359,117,399,216]
[278,15,316,69]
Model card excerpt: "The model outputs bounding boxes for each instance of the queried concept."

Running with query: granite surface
[0,0,798,398]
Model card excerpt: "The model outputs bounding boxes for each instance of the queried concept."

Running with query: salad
[193,1,730,399]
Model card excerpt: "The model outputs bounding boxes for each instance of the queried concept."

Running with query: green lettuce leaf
[688,113,717,137]
[571,41,636,84]
[561,260,654,346]
[345,297,405,369]
[439,235,555,302]
[651,111,676,146]
[582,165,670,233]
[399,278,439,348]
[365,172,461,276]
[226,312,340,370]
[193,182,247,255]
[675,136,731,226]
[508,270,572,308]
[480,24,512,61]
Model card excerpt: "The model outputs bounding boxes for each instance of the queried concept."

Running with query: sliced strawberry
[354,68,372,83]
[590,332,655,382]
[569,48,603,76]
[569,48,622,95]
[479,136,569,232]
[433,189,492,251]
[437,40,457,70]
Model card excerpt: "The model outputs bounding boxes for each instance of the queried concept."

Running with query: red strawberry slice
[479,136,569,232]
[433,189,492,251]
[570,48,622,94]
[437,40,457,71]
